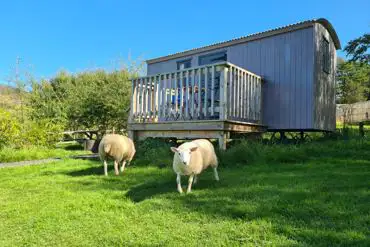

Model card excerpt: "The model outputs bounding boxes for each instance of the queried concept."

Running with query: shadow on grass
[67,166,104,176]
[125,178,175,202]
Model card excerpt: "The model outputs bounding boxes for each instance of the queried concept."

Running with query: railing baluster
[251,76,256,121]
[162,74,167,119]
[198,68,202,118]
[254,76,257,121]
[241,73,245,119]
[219,66,228,120]
[229,67,233,118]
[204,67,208,118]
[146,77,150,121]
[157,75,161,119]
[131,80,136,120]
[179,71,183,119]
[175,72,178,117]
[233,68,237,118]
[185,70,190,119]
[142,78,147,121]
[236,69,241,118]
[138,78,142,121]
[211,65,215,117]
[246,73,249,120]
[191,69,195,119]
[154,75,158,121]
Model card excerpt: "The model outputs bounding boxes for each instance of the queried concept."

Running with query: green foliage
[28,69,134,132]
[336,61,370,103]
[0,108,64,149]
[0,109,20,149]
[133,138,173,166]
[344,33,370,63]
[0,139,369,246]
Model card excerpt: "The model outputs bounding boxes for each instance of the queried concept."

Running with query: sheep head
[171,146,198,166]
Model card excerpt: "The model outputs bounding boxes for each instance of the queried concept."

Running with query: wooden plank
[191,69,196,118]
[154,75,158,121]
[253,76,257,121]
[130,80,136,120]
[147,77,152,121]
[259,78,263,122]
[204,67,208,118]
[142,77,147,121]
[158,75,161,119]
[198,68,202,118]
[129,120,224,131]
[175,72,178,114]
[180,71,184,119]
[185,70,190,119]
[136,130,221,140]
[219,67,228,120]
[247,73,251,120]
[161,74,166,119]
[229,67,233,118]
[243,72,247,119]
[237,69,241,118]
[233,67,237,117]
[211,65,215,116]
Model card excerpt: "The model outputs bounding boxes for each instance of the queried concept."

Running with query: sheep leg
[176,174,183,194]
[103,160,108,176]
[213,167,220,181]
[193,175,198,184]
[114,160,119,175]
[120,161,127,173]
[186,175,194,193]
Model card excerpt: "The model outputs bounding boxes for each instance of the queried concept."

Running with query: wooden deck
[128,62,265,149]
[128,120,266,149]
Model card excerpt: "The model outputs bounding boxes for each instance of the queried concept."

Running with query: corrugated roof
[146,18,340,64]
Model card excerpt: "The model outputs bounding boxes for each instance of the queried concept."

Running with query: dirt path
[0,154,99,169]
[0,158,62,169]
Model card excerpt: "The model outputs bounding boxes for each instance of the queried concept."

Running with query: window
[322,37,330,74]
[198,51,227,66]
[177,59,191,70]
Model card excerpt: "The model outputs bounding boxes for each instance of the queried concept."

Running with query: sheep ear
[190,146,198,152]
[170,147,178,153]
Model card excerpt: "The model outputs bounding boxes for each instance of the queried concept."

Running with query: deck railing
[129,62,262,124]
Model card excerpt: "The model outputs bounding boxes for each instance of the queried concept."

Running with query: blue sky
[1,0,369,83]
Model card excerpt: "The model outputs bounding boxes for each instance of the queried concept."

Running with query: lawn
[0,140,369,246]
[0,142,90,163]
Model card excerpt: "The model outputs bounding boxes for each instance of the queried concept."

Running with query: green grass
[0,140,369,246]
[0,143,90,163]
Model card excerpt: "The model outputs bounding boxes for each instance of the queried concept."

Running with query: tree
[344,33,370,64]
[336,61,370,103]
[28,68,135,133]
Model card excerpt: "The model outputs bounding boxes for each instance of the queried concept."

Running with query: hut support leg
[218,131,228,150]
[128,130,135,141]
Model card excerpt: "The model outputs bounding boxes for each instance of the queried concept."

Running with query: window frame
[176,59,192,70]
[198,51,227,66]
[322,37,331,74]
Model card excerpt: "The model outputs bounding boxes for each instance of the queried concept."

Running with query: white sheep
[170,139,219,193]
[98,134,136,176]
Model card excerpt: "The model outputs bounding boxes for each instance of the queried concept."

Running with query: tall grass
[0,144,89,163]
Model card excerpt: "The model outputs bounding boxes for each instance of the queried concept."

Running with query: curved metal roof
[146,18,341,64]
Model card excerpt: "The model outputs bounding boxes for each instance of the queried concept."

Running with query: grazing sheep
[171,139,219,193]
[98,134,136,176]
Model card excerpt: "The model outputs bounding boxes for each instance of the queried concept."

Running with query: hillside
[0,84,21,108]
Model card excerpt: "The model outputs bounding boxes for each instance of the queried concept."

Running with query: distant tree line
[336,33,370,104]
[0,63,141,149]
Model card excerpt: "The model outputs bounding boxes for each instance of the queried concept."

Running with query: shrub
[0,109,20,149]
[133,138,173,166]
